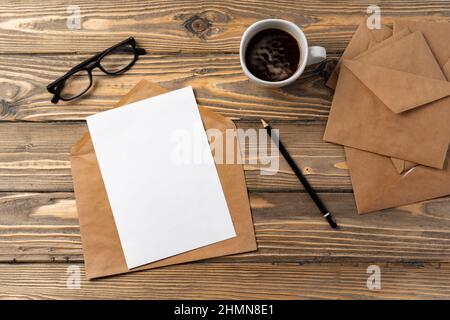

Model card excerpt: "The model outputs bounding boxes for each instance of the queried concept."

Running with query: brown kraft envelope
[71,80,257,279]
[323,27,450,169]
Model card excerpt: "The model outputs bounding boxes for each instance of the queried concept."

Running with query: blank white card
[87,87,236,269]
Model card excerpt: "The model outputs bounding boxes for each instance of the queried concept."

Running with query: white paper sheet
[87,87,236,269]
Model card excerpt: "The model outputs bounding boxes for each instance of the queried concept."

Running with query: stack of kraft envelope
[324,19,450,214]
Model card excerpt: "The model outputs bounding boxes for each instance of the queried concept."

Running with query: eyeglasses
[47,37,146,104]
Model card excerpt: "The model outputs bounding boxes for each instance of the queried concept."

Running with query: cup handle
[306,46,326,66]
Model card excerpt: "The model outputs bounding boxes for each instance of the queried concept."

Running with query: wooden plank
[0,262,449,299]
[0,53,333,121]
[2,191,450,264]
[0,122,86,192]
[1,0,450,54]
[0,121,349,192]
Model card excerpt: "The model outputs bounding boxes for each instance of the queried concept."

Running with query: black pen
[261,120,338,229]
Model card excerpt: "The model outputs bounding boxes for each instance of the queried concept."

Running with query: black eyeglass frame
[47,37,146,104]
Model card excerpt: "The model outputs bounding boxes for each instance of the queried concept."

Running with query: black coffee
[245,28,300,82]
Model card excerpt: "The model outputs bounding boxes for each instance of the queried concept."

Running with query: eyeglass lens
[100,43,136,74]
[59,69,92,100]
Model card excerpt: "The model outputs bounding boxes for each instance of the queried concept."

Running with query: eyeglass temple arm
[50,85,62,104]
[136,47,146,55]
[51,95,60,104]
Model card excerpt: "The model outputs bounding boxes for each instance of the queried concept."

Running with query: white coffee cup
[240,19,326,87]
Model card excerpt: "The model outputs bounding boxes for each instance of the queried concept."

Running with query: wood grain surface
[2,0,450,299]
[1,263,449,299]
[2,0,450,54]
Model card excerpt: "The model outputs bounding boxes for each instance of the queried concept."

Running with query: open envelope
[326,20,450,213]
[71,80,257,279]
[324,28,450,169]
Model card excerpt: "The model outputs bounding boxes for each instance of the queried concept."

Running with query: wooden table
[1,0,450,300]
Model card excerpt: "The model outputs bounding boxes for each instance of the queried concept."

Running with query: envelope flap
[343,59,450,113]
[343,31,450,113]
